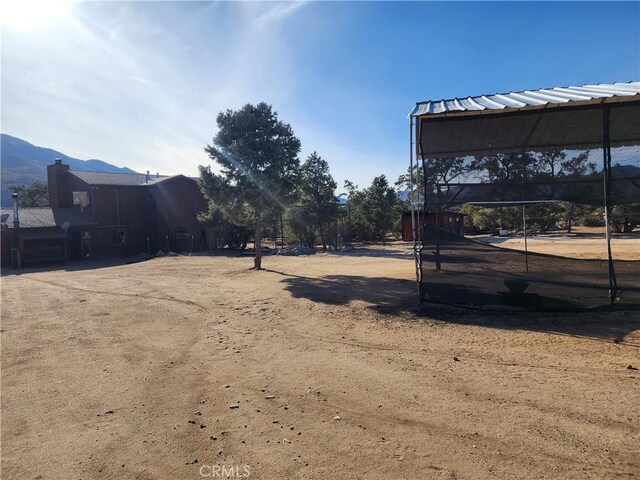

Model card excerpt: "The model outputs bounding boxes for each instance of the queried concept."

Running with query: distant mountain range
[1,134,136,206]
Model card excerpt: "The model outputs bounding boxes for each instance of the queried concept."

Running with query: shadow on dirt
[0,250,242,276]
[272,269,640,346]
[271,270,417,312]
[419,303,640,346]
[325,247,415,261]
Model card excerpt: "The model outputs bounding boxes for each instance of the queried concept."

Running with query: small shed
[401,210,465,241]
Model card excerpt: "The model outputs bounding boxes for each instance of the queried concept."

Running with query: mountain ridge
[1,134,137,206]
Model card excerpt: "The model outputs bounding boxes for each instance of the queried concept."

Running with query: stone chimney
[47,158,70,207]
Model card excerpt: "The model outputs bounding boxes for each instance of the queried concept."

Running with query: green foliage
[611,203,640,233]
[395,158,465,207]
[460,205,499,233]
[300,152,337,203]
[460,201,628,234]
[459,205,522,233]
[438,151,606,234]
[200,102,301,268]
[568,204,601,228]
[581,215,605,227]
[9,182,49,207]
[469,150,596,185]
[284,206,316,247]
[470,153,527,182]
[294,152,338,248]
[536,150,595,178]
[346,175,400,244]
[198,203,252,250]
[344,188,371,241]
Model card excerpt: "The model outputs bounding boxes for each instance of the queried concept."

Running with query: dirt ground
[472,230,640,260]
[1,242,639,479]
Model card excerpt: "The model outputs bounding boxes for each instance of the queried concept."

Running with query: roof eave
[412,93,640,120]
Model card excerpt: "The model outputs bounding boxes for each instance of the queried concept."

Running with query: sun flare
[0,0,72,29]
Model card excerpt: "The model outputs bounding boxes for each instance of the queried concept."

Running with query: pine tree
[200,103,301,269]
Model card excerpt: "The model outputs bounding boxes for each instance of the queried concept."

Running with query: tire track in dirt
[256,321,635,379]
[216,302,639,477]
[24,277,206,311]
[314,394,635,478]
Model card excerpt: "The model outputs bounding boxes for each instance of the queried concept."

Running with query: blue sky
[2,1,639,189]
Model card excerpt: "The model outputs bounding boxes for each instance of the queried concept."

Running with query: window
[72,191,90,208]
[110,229,126,245]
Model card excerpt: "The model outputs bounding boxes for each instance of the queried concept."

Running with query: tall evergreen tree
[362,175,399,245]
[200,102,301,269]
[298,152,337,249]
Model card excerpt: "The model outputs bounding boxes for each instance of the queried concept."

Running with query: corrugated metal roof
[411,81,640,116]
[70,171,173,186]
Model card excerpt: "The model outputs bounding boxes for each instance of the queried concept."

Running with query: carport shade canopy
[408,82,640,311]
[411,82,640,158]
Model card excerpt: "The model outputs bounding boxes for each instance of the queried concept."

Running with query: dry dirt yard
[1,243,639,480]
[474,230,640,260]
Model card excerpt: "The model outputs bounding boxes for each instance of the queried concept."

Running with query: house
[1,159,208,267]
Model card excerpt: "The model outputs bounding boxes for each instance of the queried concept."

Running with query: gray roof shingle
[1,208,97,229]
[1,208,56,227]
[70,171,173,186]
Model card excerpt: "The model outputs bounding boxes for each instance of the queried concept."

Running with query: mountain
[1,134,137,206]
[611,163,640,176]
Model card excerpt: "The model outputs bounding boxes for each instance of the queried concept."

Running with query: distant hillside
[1,134,137,206]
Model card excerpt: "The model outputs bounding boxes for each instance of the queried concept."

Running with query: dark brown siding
[1,229,13,266]
[90,186,149,255]
[18,230,66,266]
[150,177,207,253]
[402,211,465,241]
[10,165,209,266]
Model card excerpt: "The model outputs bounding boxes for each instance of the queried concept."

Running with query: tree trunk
[254,213,263,269]
[566,204,574,233]
[280,213,285,248]
[320,223,326,250]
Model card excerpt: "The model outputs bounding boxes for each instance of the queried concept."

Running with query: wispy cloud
[1,1,395,185]
[10,1,634,190]
[131,76,158,87]
[251,2,308,27]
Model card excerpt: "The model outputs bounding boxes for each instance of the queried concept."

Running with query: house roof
[0,207,97,229]
[413,81,640,158]
[410,81,640,117]
[2,208,57,228]
[68,170,198,187]
[69,170,174,186]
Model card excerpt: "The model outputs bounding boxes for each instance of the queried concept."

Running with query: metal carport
[408,81,640,310]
